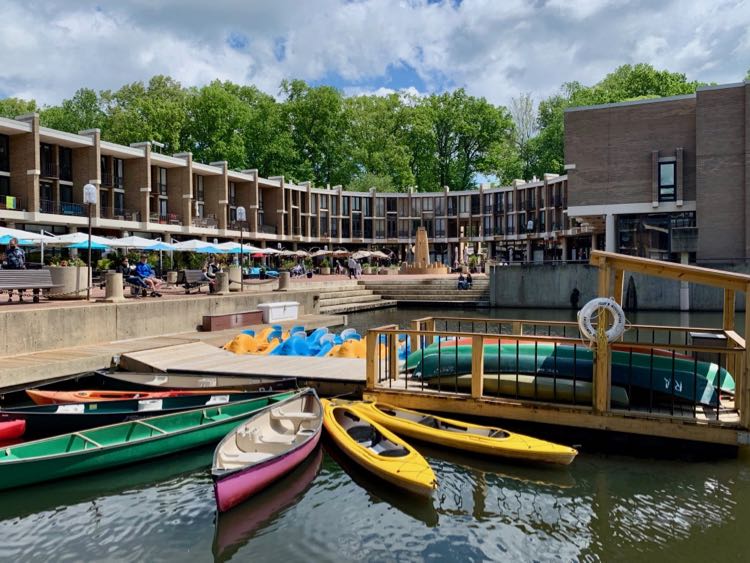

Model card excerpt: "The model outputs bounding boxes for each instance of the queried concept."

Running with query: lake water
[1,307,748,562]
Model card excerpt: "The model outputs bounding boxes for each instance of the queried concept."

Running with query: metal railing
[192,215,217,228]
[100,206,140,222]
[365,316,743,424]
[41,162,57,178]
[39,199,85,216]
[0,194,23,211]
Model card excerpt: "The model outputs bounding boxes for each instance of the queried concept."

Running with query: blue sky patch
[273,37,286,62]
[227,32,249,51]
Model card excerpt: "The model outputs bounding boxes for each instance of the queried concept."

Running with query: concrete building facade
[564,81,750,264]
[0,114,581,265]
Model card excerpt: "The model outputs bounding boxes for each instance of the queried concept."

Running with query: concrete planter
[320,267,331,275]
[47,266,90,300]
[228,266,242,286]
[166,271,178,284]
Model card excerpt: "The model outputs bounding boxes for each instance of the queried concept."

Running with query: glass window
[41,144,54,177]
[375,198,384,216]
[59,148,72,181]
[0,176,9,196]
[320,195,328,209]
[331,196,338,216]
[195,175,204,201]
[114,191,124,213]
[114,158,124,188]
[159,199,168,217]
[0,134,8,171]
[343,196,350,215]
[229,182,236,205]
[659,162,676,202]
[60,184,73,203]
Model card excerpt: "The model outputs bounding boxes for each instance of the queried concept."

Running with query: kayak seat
[375,446,409,458]
[347,425,375,444]
[418,416,440,429]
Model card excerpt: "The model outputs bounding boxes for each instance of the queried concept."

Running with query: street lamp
[236,206,246,292]
[83,183,97,301]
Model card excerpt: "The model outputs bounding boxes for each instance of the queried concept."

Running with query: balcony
[493,203,504,214]
[192,215,217,228]
[41,162,58,178]
[59,166,72,182]
[506,227,515,235]
[101,171,113,187]
[150,212,182,225]
[101,207,141,222]
[40,199,86,217]
[0,195,23,211]
[553,195,563,207]
[261,224,278,235]
[494,227,504,236]
[525,201,536,211]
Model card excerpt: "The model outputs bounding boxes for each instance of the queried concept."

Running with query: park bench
[178,269,212,294]
[0,270,60,302]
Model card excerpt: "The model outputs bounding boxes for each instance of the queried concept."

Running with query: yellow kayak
[348,402,577,466]
[321,399,437,496]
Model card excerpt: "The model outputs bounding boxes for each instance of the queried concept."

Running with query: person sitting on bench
[135,255,163,297]
[465,272,473,289]
[118,258,149,297]
[457,273,468,290]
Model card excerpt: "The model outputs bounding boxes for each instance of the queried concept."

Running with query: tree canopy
[0,62,722,191]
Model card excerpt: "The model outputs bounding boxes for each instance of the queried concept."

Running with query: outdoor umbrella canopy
[215,241,265,254]
[45,232,115,247]
[311,249,331,257]
[351,250,371,260]
[369,250,389,259]
[0,226,55,244]
[171,239,222,253]
[66,240,110,250]
[109,236,175,251]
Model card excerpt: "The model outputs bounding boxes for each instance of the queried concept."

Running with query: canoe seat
[347,425,377,445]
[260,433,296,445]
[222,451,274,464]
[270,408,317,432]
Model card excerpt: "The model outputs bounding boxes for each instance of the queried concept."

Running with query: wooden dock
[120,341,365,395]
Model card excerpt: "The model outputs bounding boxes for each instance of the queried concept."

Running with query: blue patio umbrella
[66,241,110,250]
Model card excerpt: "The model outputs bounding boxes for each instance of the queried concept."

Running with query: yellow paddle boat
[321,399,437,496]
[348,402,577,466]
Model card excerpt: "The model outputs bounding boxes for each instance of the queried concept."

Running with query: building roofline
[564,93,696,113]
[696,81,747,92]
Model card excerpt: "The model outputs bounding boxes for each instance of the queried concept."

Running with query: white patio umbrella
[215,241,265,254]
[0,226,55,244]
[171,239,222,253]
[109,236,175,251]
[311,249,331,257]
[351,250,371,260]
[370,250,389,259]
[45,232,115,247]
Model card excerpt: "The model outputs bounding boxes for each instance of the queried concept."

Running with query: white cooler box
[258,301,300,323]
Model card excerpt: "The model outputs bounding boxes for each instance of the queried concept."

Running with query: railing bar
[628,347,634,413]
[649,349,654,414]
[693,355,698,419]
[573,344,577,405]
[670,350,676,416]
[454,333,459,394]
[534,340,538,401]
[497,336,502,398]
[553,342,558,402]
[515,339,520,400]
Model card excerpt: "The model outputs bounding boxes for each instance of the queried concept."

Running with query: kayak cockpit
[338,410,409,457]
[380,405,510,438]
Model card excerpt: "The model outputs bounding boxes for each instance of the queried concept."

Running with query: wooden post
[425,318,436,345]
[471,334,484,399]
[741,284,750,428]
[388,332,398,381]
[723,289,736,331]
[613,268,624,305]
[511,321,522,336]
[593,262,612,412]
[410,320,422,353]
[365,330,378,390]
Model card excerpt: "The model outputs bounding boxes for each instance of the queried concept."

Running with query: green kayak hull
[0,391,295,490]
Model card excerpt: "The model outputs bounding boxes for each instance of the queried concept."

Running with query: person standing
[347,256,357,279]
[4,238,26,302]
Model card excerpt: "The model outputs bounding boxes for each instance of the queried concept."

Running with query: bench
[0,270,59,302]
[178,269,212,294]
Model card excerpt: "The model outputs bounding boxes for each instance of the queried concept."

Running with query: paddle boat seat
[270,408,317,431]
[220,449,275,468]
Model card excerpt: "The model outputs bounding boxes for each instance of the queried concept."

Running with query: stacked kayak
[212,388,322,512]
[349,402,577,465]
[407,338,734,407]
[0,392,294,490]
[98,371,296,392]
[26,389,249,405]
[322,399,437,496]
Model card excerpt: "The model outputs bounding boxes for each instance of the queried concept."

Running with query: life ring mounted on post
[577,297,627,344]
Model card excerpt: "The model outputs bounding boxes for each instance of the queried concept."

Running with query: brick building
[564,81,750,263]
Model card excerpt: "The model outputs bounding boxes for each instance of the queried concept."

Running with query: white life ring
[577,297,626,343]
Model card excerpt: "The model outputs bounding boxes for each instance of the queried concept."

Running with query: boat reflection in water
[212,446,324,562]
[322,435,439,527]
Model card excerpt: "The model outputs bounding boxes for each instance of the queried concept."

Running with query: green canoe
[0,391,295,491]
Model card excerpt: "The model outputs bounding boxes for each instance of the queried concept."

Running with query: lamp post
[236,206,246,292]
[83,183,97,301]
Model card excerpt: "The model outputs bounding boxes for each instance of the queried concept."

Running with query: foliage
[48,256,86,267]
[348,172,397,192]
[0,97,38,119]
[41,88,105,133]
[96,258,113,271]
[320,258,330,268]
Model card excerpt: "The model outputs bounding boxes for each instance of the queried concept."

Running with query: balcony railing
[41,162,58,178]
[506,227,515,235]
[0,194,22,211]
[494,227,504,236]
[260,224,278,235]
[101,171,113,187]
[150,212,182,225]
[101,206,141,222]
[40,199,86,217]
[192,215,217,228]
[59,166,72,181]
[494,203,504,214]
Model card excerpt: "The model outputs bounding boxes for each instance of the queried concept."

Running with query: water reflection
[212,446,323,562]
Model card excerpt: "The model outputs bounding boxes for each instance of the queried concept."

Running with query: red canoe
[26,389,244,406]
[0,419,26,441]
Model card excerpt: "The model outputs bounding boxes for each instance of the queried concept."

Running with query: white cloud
[0,0,748,108]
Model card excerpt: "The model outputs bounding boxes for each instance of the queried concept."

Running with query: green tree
[101,75,188,153]
[348,172,397,192]
[40,88,105,132]
[345,93,415,191]
[745,68,750,81]
[0,97,38,119]
[280,79,355,186]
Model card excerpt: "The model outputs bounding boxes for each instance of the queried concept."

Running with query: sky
[0,0,748,108]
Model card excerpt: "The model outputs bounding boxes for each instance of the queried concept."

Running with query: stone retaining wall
[489,263,748,311]
[0,290,318,356]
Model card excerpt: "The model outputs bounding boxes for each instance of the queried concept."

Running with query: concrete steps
[316,283,396,314]
[361,277,490,307]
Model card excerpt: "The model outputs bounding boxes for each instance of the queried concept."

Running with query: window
[159,199,168,218]
[659,162,676,202]
[386,198,397,213]
[153,167,167,195]
[0,176,9,196]
[0,134,8,171]
[60,184,73,203]
[41,144,55,177]
[195,175,204,201]
[59,147,72,181]
[99,189,108,210]
[114,192,124,214]
[229,182,236,206]
[114,158,124,189]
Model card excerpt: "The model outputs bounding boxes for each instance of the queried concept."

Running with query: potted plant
[320,258,331,275]
[46,257,90,299]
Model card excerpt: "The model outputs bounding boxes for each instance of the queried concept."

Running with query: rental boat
[408,339,733,406]
[0,393,267,439]
[0,392,294,490]
[25,389,249,405]
[321,399,436,496]
[98,371,296,392]
[212,388,322,512]
[348,402,578,465]
[0,419,26,442]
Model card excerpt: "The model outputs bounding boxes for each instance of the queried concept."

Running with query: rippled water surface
[2,307,749,562]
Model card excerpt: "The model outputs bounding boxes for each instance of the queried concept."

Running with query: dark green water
[1,307,748,562]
